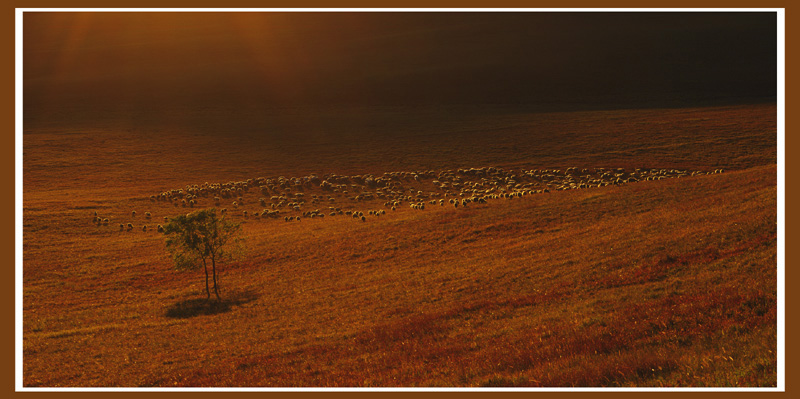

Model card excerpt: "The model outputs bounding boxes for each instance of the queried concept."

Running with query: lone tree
[163,208,241,300]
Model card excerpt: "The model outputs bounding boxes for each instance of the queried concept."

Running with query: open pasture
[22,103,777,387]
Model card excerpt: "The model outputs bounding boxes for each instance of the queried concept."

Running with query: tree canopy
[163,208,241,300]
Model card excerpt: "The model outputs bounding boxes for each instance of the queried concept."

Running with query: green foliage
[163,208,242,299]
[164,208,240,265]
[170,250,200,271]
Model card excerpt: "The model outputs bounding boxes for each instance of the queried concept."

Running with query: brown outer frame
[8,2,790,397]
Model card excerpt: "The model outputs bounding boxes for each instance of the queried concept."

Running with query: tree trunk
[202,258,210,300]
[211,255,220,300]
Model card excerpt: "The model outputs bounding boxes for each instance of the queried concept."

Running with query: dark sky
[24,12,777,119]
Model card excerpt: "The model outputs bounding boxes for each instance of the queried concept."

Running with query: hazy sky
[24,11,777,119]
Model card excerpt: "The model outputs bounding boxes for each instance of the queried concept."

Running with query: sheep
[145,212,151,219]
[243,210,248,218]
[142,225,147,232]
[119,224,124,231]
[361,216,366,222]
[102,218,109,226]
[132,211,137,217]
[163,216,169,223]
[157,224,164,233]
[126,223,133,231]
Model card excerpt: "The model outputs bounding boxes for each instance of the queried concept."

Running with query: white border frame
[15,7,786,393]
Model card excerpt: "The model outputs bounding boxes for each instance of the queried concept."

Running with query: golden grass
[22,104,777,387]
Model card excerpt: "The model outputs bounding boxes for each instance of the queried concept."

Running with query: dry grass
[22,103,777,387]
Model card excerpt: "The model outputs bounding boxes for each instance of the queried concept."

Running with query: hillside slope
[23,161,777,387]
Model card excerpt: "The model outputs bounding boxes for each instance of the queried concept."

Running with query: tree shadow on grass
[165,288,260,319]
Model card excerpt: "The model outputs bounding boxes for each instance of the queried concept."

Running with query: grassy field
[21,102,778,387]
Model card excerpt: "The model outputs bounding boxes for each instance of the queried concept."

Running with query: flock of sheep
[93,166,722,232]
[92,210,167,233]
